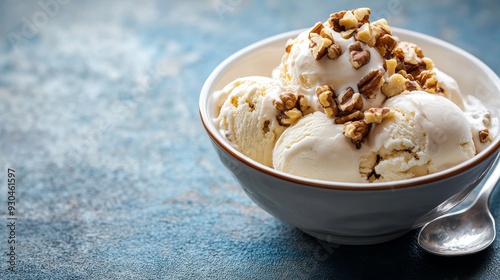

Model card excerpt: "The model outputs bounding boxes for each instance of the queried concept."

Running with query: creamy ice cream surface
[361,91,476,182]
[214,7,496,183]
[217,76,286,167]
[273,112,369,182]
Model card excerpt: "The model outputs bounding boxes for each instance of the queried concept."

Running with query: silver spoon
[418,155,499,256]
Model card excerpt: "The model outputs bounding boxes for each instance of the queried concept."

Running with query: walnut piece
[277,108,302,126]
[384,58,397,77]
[381,73,407,97]
[376,34,398,59]
[316,85,339,117]
[417,70,439,93]
[343,120,371,148]
[338,87,363,112]
[327,43,342,59]
[349,41,371,69]
[339,10,358,30]
[310,22,324,35]
[479,129,493,143]
[358,69,385,99]
[334,110,364,124]
[354,23,373,45]
[329,11,347,32]
[353,7,371,23]
[364,107,394,123]
[309,33,333,60]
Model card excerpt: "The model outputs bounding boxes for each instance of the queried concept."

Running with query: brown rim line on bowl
[199,27,500,191]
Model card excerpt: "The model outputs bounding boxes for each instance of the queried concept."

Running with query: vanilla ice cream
[273,10,389,112]
[213,8,496,183]
[217,76,286,167]
[273,112,369,182]
[360,91,476,182]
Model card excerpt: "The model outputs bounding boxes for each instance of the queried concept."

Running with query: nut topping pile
[275,7,491,148]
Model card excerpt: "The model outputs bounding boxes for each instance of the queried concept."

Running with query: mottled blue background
[0,0,499,279]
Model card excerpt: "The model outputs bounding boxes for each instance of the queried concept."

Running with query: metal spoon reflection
[418,155,499,256]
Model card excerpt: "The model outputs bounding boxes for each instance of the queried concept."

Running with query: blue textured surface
[0,0,499,279]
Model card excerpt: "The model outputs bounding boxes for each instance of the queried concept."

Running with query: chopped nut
[280,93,297,110]
[327,43,342,59]
[376,34,398,58]
[381,73,407,97]
[262,120,270,133]
[395,42,422,65]
[371,18,391,35]
[277,108,303,126]
[339,10,358,30]
[309,33,333,60]
[320,28,334,42]
[479,129,493,143]
[405,80,420,91]
[422,57,434,70]
[354,23,373,45]
[349,41,371,69]
[414,45,424,58]
[385,58,397,77]
[341,29,357,39]
[329,11,347,32]
[338,87,363,112]
[334,110,364,124]
[358,69,385,99]
[273,98,284,111]
[343,120,371,148]
[353,7,371,23]
[364,107,394,123]
[404,57,428,77]
[285,39,294,53]
[417,70,439,92]
[297,95,310,113]
[310,22,324,36]
[316,85,338,117]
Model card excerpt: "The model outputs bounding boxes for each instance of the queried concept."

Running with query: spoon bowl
[418,155,499,256]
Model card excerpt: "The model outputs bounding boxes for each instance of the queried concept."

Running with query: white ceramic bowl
[199,28,500,245]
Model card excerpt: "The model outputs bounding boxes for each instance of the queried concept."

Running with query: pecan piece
[338,87,363,112]
[316,85,339,117]
[343,120,371,148]
[358,69,385,99]
[349,41,371,69]
[364,107,394,124]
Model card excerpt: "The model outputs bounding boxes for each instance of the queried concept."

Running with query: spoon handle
[476,152,500,206]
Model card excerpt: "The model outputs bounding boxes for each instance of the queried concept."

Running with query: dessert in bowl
[199,8,500,244]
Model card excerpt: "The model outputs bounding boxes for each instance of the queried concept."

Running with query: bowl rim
[199,27,500,191]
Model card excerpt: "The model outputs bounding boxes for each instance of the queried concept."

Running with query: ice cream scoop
[361,91,476,181]
[273,112,369,182]
[217,76,286,167]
